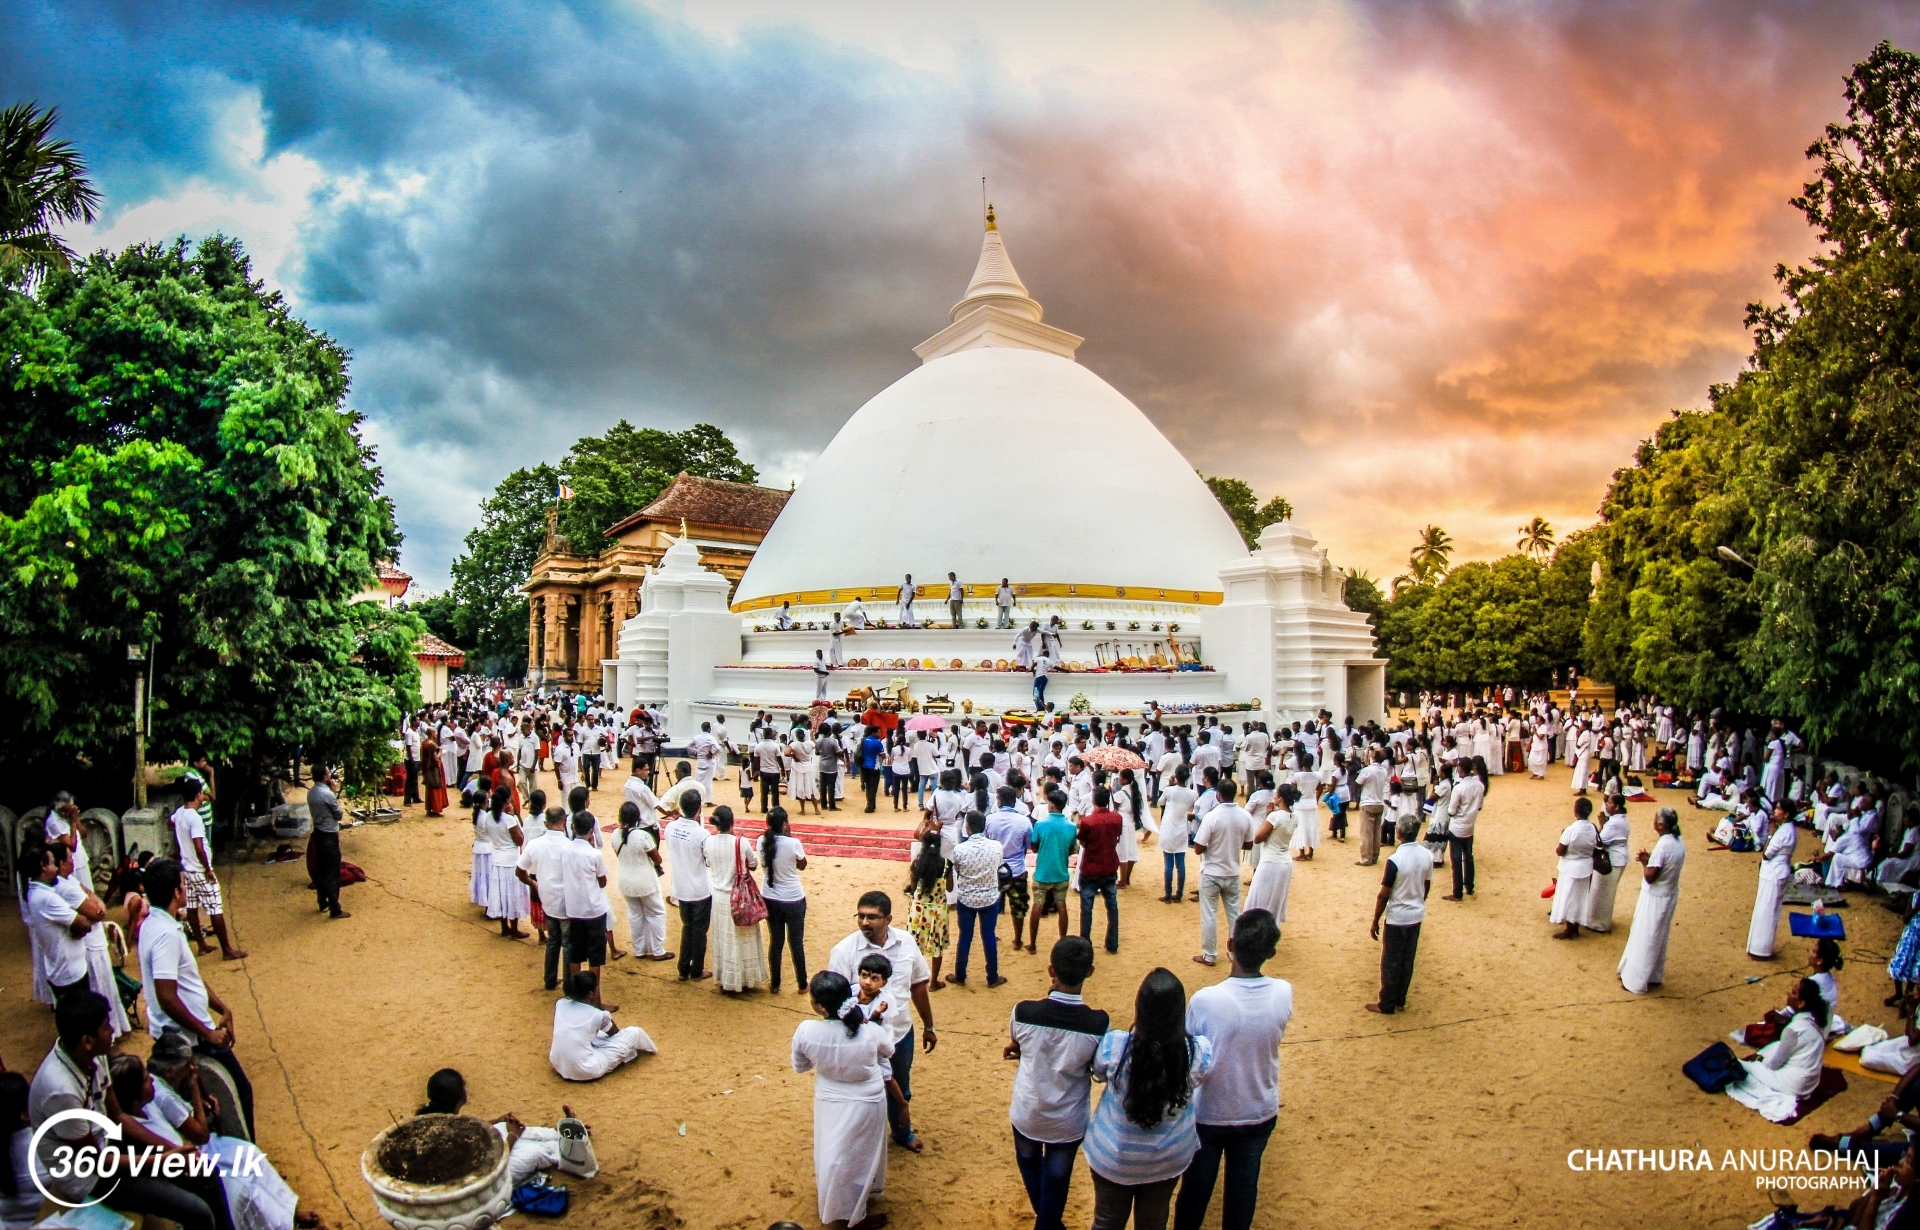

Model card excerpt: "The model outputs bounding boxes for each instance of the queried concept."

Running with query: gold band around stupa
[732,582,1224,614]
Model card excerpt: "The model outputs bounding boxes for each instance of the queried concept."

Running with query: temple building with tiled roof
[521,472,792,691]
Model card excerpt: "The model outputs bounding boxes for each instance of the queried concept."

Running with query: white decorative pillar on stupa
[612,530,741,740]
[1210,520,1386,725]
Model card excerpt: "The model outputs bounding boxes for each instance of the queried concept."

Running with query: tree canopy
[0,103,100,289]
[0,235,420,800]
[1203,475,1292,550]
[445,421,758,679]
[1582,40,1920,768]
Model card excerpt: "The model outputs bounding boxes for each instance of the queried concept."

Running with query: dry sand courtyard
[1,762,1903,1230]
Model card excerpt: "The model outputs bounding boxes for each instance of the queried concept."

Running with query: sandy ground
[1,763,1906,1230]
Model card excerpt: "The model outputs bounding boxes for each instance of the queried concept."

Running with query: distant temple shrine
[521,472,790,691]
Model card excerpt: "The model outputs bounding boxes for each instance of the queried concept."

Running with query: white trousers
[623,891,668,956]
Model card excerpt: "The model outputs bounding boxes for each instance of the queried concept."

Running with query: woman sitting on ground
[1725,977,1831,1123]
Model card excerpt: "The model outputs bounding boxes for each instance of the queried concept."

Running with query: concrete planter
[360,1116,510,1230]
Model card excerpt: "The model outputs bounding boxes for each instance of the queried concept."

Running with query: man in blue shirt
[860,728,887,813]
[1026,789,1079,954]
[985,786,1036,950]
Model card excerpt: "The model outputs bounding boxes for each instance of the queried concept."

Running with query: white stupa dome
[733,209,1250,609]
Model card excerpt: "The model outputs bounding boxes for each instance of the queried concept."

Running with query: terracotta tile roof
[604,472,791,539]
[414,631,466,664]
[377,561,413,583]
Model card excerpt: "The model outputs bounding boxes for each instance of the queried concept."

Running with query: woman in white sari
[1583,798,1632,934]
[1726,978,1829,1122]
[1549,797,1599,939]
[1747,806,1798,959]
[1570,724,1595,794]
[705,807,770,992]
[1244,779,1297,931]
[787,733,820,816]
[1619,808,1687,994]
[1526,721,1551,780]
[792,971,894,1230]
[1287,749,1322,861]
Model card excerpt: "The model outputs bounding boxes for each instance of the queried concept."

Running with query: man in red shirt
[1076,786,1125,954]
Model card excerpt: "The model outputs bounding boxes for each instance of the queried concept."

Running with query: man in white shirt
[1033,651,1053,708]
[947,572,966,628]
[138,855,255,1133]
[829,890,937,1149]
[1005,936,1106,1228]
[1369,816,1434,1014]
[515,718,539,802]
[1354,749,1393,867]
[664,792,714,982]
[755,731,785,813]
[561,813,616,1008]
[996,578,1016,628]
[1175,909,1292,1230]
[1190,780,1254,967]
[26,844,92,1002]
[403,715,423,805]
[911,732,940,809]
[1191,732,1223,776]
[950,813,1009,988]
[170,777,245,960]
[1065,756,1094,820]
[1443,767,1485,900]
[518,806,574,990]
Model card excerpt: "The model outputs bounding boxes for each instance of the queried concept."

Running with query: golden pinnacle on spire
[985,203,997,231]
[680,517,688,539]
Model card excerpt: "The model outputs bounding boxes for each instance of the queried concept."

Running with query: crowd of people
[12,671,1920,1230]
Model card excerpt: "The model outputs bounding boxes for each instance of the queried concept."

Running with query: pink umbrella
[1082,746,1146,771]
[905,714,949,732]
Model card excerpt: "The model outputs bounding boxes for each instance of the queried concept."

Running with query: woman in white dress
[1157,765,1197,903]
[483,787,529,939]
[1746,805,1798,959]
[613,802,670,960]
[1549,797,1600,939]
[704,808,769,992]
[788,733,820,815]
[552,729,581,800]
[1473,718,1498,777]
[1244,780,1298,931]
[1618,808,1687,994]
[1725,978,1830,1122]
[1570,724,1595,793]
[792,970,894,1230]
[1113,770,1145,887]
[1583,799,1632,933]
[1526,721,1550,779]
[470,790,496,908]
[1826,796,1880,889]
[1287,749,1321,861]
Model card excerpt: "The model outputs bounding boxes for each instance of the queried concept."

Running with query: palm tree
[1517,517,1555,560]
[1407,524,1453,584]
[0,103,101,289]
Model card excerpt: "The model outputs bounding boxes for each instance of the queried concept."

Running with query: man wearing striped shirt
[1005,937,1106,1230]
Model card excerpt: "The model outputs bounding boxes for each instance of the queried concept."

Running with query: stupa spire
[951,203,1042,323]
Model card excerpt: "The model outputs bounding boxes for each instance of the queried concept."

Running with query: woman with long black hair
[792,971,894,1229]
[904,833,950,990]
[760,806,810,994]
[1083,968,1216,1229]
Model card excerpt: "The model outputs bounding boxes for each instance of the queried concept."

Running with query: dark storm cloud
[13,0,1920,585]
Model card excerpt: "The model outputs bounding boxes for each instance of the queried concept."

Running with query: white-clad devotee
[549,971,655,1081]
[1582,798,1631,934]
[1570,724,1595,794]
[1548,797,1600,939]
[689,723,722,793]
[1014,620,1039,670]
[1725,978,1830,1122]
[1760,722,1801,810]
[1244,783,1298,931]
[1527,720,1550,779]
[1618,808,1687,995]
[613,803,671,961]
[792,970,894,1230]
[705,808,770,992]
[1286,750,1320,861]
[1747,807,1798,959]
[897,574,917,626]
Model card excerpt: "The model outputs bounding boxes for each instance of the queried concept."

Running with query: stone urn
[361,1115,510,1230]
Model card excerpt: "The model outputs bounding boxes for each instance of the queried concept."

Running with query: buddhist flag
[556,479,574,500]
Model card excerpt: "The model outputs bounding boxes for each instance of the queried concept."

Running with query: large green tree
[446,421,759,680]
[1731,41,1920,763]
[1376,540,1592,692]
[0,235,420,802]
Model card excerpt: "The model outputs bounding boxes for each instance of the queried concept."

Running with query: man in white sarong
[1013,621,1039,670]
[897,574,918,627]
[1619,808,1686,994]
[550,972,655,1080]
[830,612,847,666]
[688,723,721,794]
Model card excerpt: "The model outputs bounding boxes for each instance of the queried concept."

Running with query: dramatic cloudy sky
[11,0,1919,589]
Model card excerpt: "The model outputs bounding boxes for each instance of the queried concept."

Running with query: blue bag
[512,1181,570,1216]
[1682,1041,1743,1093]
